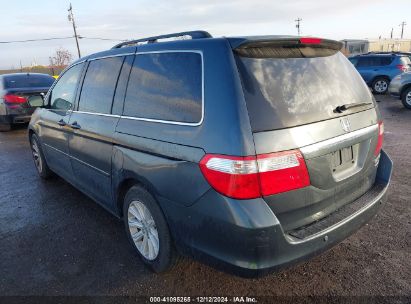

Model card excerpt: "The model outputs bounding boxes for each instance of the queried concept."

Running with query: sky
[0,0,409,69]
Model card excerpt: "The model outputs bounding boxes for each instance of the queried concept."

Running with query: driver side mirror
[27,94,45,108]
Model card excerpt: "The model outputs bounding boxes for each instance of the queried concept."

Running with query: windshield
[236,52,374,132]
[3,74,55,89]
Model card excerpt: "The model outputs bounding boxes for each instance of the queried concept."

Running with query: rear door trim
[300,124,378,159]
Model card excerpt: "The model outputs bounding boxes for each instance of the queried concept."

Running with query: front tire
[401,87,411,109]
[30,133,53,179]
[372,77,389,94]
[123,185,179,273]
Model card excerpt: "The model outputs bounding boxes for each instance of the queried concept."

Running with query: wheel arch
[371,75,391,83]
[115,174,158,219]
[400,83,411,99]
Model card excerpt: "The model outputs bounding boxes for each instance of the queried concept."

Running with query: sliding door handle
[70,121,81,129]
[57,119,66,126]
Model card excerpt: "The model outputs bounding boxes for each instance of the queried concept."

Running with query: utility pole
[295,18,302,36]
[399,21,407,39]
[68,3,81,58]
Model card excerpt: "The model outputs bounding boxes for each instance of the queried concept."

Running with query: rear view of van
[28,32,392,277]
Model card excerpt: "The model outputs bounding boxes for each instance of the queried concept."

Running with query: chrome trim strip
[44,143,69,157]
[72,110,120,118]
[43,143,110,176]
[253,109,378,154]
[69,154,110,176]
[300,124,378,158]
[87,52,135,61]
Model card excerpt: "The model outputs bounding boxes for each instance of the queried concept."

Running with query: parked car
[28,31,392,277]
[348,52,411,94]
[0,73,55,131]
[388,71,411,109]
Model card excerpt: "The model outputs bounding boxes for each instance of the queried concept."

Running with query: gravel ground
[0,94,410,301]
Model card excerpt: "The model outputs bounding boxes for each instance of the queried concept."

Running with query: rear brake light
[3,94,27,104]
[299,37,322,45]
[396,64,407,72]
[257,151,310,196]
[199,150,310,199]
[374,121,384,156]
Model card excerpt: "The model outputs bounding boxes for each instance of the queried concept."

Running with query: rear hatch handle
[333,102,373,113]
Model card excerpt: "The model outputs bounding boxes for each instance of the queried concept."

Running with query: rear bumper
[0,114,32,124]
[388,79,402,98]
[160,150,392,277]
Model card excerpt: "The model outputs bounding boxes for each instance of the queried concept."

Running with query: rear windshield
[3,74,54,89]
[236,52,374,132]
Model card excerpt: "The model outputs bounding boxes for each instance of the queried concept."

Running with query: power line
[0,37,73,44]
[0,36,126,44]
[78,36,128,41]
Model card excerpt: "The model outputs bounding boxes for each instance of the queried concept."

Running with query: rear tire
[123,185,180,273]
[372,77,389,94]
[30,133,53,179]
[0,123,11,132]
[401,87,411,109]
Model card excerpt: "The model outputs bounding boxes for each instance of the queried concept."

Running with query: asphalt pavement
[0,94,410,299]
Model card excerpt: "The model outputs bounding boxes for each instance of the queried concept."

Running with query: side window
[371,57,382,66]
[356,58,370,67]
[381,57,393,66]
[50,63,84,110]
[348,58,358,66]
[123,52,202,124]
[78,56,124,114]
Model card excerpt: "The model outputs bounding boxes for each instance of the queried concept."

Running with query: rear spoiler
[232,37,343,58]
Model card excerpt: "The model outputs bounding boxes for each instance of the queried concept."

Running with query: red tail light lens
[199,155,260,199]
[257,151,310,196]
[199,150,310,199]
[4,94,27,104]
[396,64,407,72]
[374,121,384,156]
[299,37,322,45]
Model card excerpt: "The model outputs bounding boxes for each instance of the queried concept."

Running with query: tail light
[299,37,322,45]
[3,94,27,104]
[374,121,384,156]
[199,150,310,199]
[396,64,407,72]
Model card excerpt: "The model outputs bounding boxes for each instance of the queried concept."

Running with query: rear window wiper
[333,102,373,113]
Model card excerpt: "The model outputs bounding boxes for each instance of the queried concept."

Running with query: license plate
[332,146,353,168]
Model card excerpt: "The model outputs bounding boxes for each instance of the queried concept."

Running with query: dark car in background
[388,71,411,109]
[0,73,55,131]
[348,53,411,94]
[28,31,392,277]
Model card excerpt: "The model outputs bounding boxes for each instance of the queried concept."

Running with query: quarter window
[123,52,202,124]
[50,63,84,110]
[78,57,124,114]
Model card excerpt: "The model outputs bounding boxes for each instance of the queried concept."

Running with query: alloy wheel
[406,91,411,106]
[128,201,159,260]
[31,140,43,173]
[374,80,388,93]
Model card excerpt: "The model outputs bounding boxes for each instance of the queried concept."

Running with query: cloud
[0,0,405,68]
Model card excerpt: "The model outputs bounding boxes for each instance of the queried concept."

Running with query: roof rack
[112,30,212,49]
